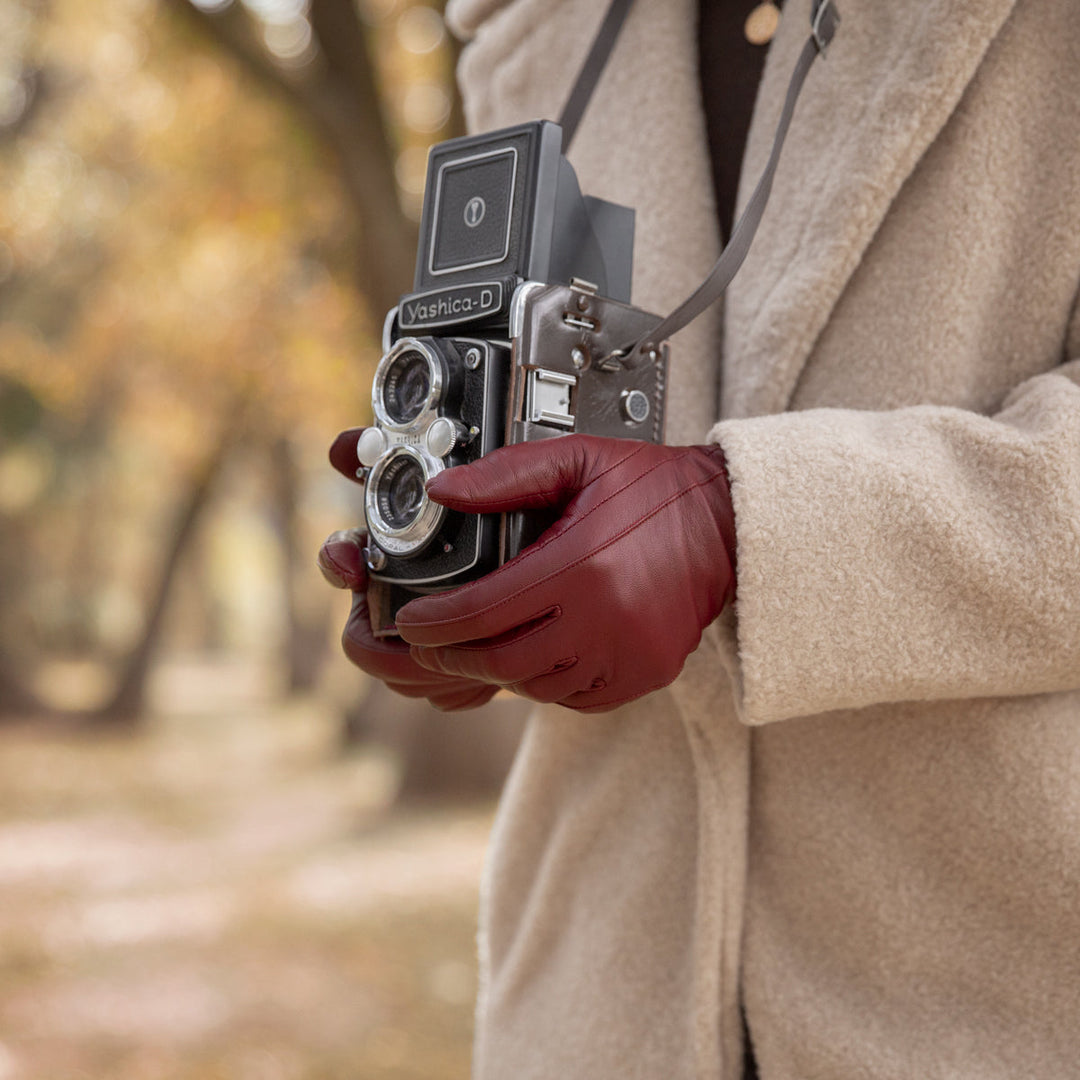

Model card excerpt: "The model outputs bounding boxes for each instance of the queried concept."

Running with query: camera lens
[384,349,432,424]
[364,445,446,558]
[373,338,449,433]
[378,454,426,529]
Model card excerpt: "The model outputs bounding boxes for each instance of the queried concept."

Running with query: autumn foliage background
[0,1,524,1076]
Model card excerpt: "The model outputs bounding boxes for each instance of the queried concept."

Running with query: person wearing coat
[319,0,1080,1075]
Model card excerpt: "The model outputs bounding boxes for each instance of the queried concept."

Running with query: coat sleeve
[710,357,1080,725]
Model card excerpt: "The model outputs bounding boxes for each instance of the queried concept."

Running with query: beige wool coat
[444,0,1080,1077]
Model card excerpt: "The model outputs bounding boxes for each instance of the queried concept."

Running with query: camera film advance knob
[356,427,387,468]
[425,417,472,458]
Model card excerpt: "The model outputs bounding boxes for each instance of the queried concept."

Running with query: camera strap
[558,0,636,152]
[558,0,841,363]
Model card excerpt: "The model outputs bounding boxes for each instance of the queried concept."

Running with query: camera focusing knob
[425,417,471,458]
[357,427,388,468]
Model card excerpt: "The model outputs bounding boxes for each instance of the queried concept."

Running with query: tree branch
[162,0,418,315]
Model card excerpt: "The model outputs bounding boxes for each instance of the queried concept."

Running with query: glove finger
[424,683,500,712]
[557,678,670,714]
[344,593,497,699]
[408,615,574,688]
[507,659,605,706]
[424,435,646,514]
[329,427,367,482]
[318,529,368,590]
[394,534,574,647]
[342,591,456,685]
[385,675,495,701]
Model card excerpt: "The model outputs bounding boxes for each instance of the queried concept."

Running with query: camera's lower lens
[364,445,446,558]
[378,455,426,529]
[384,349,433,425]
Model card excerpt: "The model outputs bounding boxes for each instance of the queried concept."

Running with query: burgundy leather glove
[395,434,737,713]
[319,429,498,712]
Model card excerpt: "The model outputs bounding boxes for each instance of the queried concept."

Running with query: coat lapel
[721,0,1019,419]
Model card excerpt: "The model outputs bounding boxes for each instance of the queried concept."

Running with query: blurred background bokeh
[0,1,528,1075]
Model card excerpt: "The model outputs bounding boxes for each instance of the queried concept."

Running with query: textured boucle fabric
[447,0,1080,1077]
[719,367,1080,724]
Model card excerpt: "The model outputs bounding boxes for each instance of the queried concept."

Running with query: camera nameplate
[398,281,506,332]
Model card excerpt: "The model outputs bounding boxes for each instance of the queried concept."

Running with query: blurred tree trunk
[0,663,43,720]
[270,435,329,693]
[91,424,234,725]
[165,0,419,316]
[167,0,522,797]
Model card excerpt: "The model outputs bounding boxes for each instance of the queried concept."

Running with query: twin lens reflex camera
[354,120,668,632]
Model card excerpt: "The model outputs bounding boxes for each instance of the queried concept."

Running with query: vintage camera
[357,120,668,631]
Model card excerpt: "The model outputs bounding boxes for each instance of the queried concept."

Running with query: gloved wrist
[706,444,738,596]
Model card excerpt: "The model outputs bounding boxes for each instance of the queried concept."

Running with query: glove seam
[408,446,708,612]
[427,604,562,653]
[564,676,671,712]
[404,468,731,631]
[432,438,653,514]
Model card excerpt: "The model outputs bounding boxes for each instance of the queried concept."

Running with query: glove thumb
[329,428,366,482]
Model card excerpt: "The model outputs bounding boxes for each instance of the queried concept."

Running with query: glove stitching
[413,611,570,684]
[405,469,728,631]
[500,654,581,687]
[563,676,671,712]
[508,662,592,704]
[435,439,652,514]
[410,447,706,609]
[440,604,561,653]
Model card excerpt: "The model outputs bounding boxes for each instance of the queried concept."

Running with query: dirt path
[0,659,491,1079]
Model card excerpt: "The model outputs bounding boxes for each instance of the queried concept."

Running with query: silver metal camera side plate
[500,282,669,565]
[508,281,668,444]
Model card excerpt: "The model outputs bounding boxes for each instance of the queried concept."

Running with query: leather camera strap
[625,0,839,359]
[557,0,841,363]
[558,0,636,151]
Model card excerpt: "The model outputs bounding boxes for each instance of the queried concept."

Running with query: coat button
[745,2,781,45]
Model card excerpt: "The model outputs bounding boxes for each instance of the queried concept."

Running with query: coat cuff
[707,366,1080,725]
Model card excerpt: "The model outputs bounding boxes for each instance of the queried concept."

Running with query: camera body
[357,121,668,629]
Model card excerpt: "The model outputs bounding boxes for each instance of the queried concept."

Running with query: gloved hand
[395,434,737,713]
[319,429,499,712]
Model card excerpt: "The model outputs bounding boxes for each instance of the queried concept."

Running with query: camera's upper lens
[384,349,433,425]
[378,454,426,530]
[372,338,448,433]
